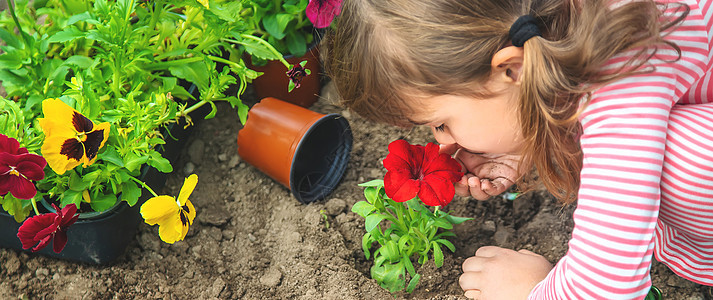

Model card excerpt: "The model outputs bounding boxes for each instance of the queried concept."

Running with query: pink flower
[17,203,79,253]
[306,0,342,28]
[0,134,46,200]
[382,140,463,206]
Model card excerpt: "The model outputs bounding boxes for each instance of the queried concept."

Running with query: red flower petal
[384,170,420,202]
[8,175,38,199]
[33,235,53,252]
[15,154,48,181]
[420,175,456,206]
[59,204,79,227]
[53,230,68,253]
[17,214,56,250]
[0,134,27,155]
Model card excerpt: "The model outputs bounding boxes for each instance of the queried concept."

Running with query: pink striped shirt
[529,0,713,298]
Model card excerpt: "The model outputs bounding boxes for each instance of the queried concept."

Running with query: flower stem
[130,177,159,197]
[31,198,39,216]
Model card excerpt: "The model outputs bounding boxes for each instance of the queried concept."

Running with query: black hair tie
[509,15,542,47]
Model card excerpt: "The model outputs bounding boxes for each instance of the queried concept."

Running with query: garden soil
[0,81,710,299]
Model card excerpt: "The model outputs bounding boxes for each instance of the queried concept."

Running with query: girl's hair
[323,0,688,203]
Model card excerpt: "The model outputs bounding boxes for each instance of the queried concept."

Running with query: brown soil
[0,82,709,299]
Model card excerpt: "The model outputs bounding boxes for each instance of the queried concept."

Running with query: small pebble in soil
[35,268,49,277]
[183,162,195,175]
[494,226,514,245]
[199,207,232,227]
[482,220,497,233]
[248,233,257,242]
[187,139,205,164]
[325,198,347,216]
[260,268,282,287]
[228,155,240,168]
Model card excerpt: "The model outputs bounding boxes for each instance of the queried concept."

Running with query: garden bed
[0,82,708,299]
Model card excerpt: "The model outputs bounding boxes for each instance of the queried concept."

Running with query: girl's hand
[459,246,553,300]
[439,144,522,200]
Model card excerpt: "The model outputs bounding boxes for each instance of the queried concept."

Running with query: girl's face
[409,77,524,155]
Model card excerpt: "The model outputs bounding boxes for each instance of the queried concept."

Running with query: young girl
[323,0,713,299]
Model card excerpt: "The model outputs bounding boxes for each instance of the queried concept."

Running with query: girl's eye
[434,124,445,132]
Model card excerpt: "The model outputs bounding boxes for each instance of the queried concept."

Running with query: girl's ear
[491,46,524,84]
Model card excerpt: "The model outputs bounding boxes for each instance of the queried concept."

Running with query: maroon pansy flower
[306,0,342,28]
[17,203,79,253]
[0,133,29,155]
[382,140,463,206]
[0,134,46,200]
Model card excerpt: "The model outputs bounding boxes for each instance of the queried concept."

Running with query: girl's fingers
[455,175,470,197]
[467,177,490,200]
[459,271,482,291]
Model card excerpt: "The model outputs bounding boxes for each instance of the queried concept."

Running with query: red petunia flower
[306,0,342,28]
[0,134,47,200]
[17,203,79,253]
[383,140,463,206]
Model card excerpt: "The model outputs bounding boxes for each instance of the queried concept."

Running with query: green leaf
[432,218,453,230]
[66,11,92,26]
[0,52,23,69]
[403,253,415,277]
[148,151,173,173]
[262,13,291,40]
[382,240,400,262]
[47,27,86,43]
[69,170,91,191]
[432,242,444,268]
[405,273,421,293]
[234,34,281,61]
[205,100,217,119]
[358,179,384,187]
[363,186,380,204]
[61,190,83,207]
[362,232,372,259]
[90,193,117,212]
[365,214,386,232]
[101,146,124,167]
[64,55,95,68]
[0,194,31,222]
[0,28,21,49]
[445,214,474,225]
[287,80,295,92]
[351,201,375,217]
[237,101,249,125]
[436,239,456,252]
[285,31,306,57]
[120,181,141,206]
[168,62,210,91]
[148,137,165,145]
[124,152,149,172]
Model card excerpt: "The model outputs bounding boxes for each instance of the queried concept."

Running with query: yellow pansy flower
[38,98,110,175]
[140,174,197,244]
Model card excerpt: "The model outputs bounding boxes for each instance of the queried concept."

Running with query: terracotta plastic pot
[246,45,321,108]
[237,97,352,203]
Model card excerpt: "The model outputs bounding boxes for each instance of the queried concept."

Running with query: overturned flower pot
[237,97,352,203]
